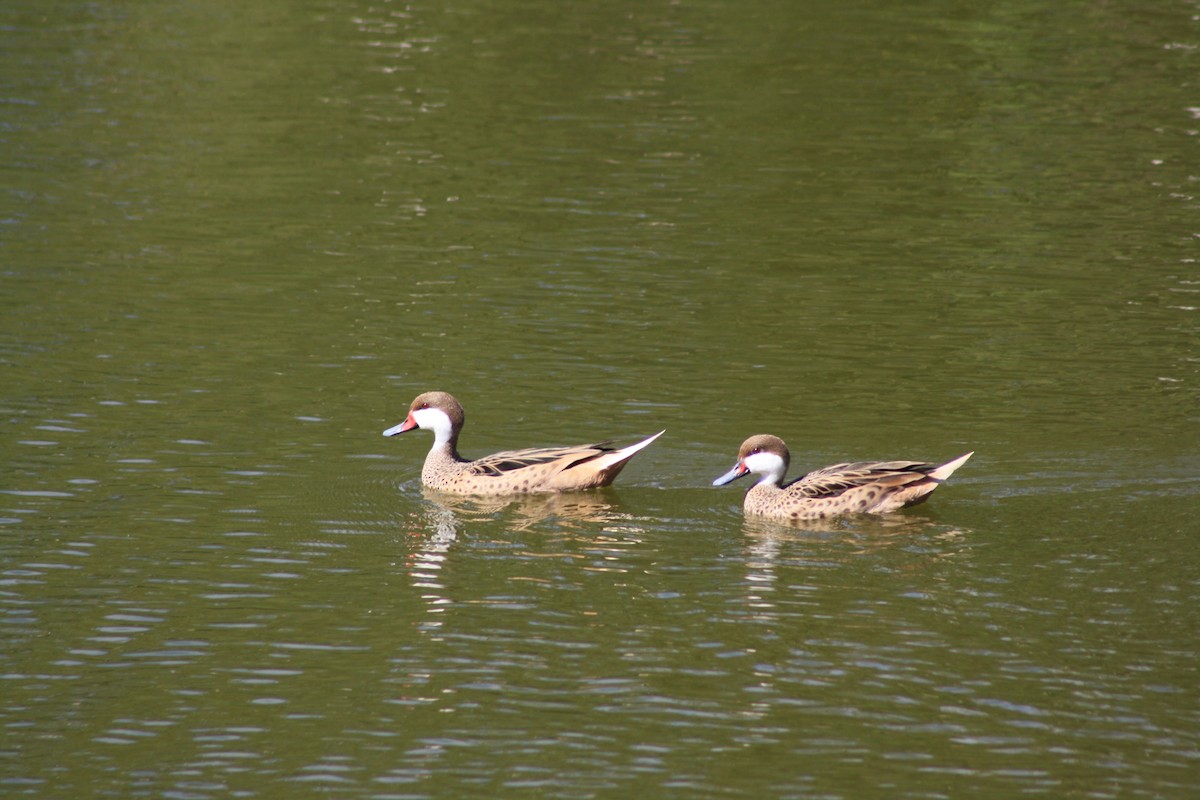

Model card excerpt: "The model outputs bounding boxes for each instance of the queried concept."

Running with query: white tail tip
[930,451,973,482]
[620,429,665,457]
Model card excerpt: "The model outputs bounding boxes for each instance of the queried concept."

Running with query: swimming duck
[383,391,664,495]
[714,434,972,520]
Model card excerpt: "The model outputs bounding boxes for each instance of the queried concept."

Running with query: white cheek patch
[412,407,454,443]
[743,451,786,483]
[411,407,442,428]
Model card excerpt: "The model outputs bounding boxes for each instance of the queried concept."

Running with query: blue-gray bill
[381,415,419,437]
[712,464,748,486]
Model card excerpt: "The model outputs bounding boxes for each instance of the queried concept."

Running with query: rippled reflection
[403,500,457,636]
[402,488,647,636]
[741,512,968,548]
[418,488,628,531]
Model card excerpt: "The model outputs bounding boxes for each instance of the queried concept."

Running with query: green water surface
[2,0,1197,798]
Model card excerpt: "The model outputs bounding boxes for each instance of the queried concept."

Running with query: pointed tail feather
[581,430,665,480]
[621,429,665,457]
[601,429,664,465]
[929,451,973,482]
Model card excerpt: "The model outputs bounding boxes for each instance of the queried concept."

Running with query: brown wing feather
[466,443,613,477]
[788,460,937,499]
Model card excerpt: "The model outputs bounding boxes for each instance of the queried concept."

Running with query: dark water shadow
[738,511,975,566]
[741,510,966,539]
[418,487,629,532]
